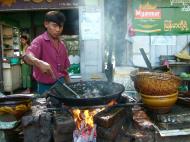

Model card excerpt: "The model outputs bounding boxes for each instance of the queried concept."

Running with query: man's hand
[64,75,71,84]
[37,60,56,80]
[23,54,56,80]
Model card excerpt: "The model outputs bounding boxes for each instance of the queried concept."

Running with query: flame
[72,108,103,130]
[72,100,117,130]
[84,110,96,127]
[107,99,117,107]
[72,109,83,129]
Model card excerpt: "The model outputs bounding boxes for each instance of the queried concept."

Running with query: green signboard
[132,0,190,35]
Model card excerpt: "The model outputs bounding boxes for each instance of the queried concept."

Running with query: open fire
[72,100,117,142]
[72,109,99,142]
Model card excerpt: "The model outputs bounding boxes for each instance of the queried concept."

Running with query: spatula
[56,78,80,98]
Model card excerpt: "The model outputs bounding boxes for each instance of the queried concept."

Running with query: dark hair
[21,35,28,40]
[45,11,66,27]
[21,35,30,45]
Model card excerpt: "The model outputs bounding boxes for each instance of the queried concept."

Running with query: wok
[47,81,125,106]
[0,94,34,120]
[0,94,33,106]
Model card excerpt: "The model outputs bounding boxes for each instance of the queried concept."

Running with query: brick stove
[53,106,128,142]
[21,91,190,142]
[52,96,130,142]
[21,95,132,142]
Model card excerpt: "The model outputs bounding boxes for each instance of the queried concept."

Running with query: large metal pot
[47,81,125,107]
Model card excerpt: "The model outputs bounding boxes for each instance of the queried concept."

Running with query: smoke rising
[104,0,127,66]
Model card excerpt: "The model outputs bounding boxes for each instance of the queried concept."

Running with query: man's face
[44,21,63,39]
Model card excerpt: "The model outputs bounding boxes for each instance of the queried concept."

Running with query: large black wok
[47,81,125,107]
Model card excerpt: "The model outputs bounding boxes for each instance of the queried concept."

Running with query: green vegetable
[180,72,189,78]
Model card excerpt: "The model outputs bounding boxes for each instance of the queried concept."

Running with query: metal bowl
[140,92,178,113]
[0,94,33,119]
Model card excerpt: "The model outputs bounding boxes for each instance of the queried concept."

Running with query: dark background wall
[0,9,79,39]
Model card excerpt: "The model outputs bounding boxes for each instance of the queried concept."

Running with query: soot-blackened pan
[47,81,125,107]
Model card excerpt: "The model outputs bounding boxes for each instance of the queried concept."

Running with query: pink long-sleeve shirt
[26,32,70,84]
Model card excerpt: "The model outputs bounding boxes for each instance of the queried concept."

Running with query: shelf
[1,25,20,58]
[4,48,14,50]
[180,77,190,81]
[3,35,13,38]
[169,62,190,66]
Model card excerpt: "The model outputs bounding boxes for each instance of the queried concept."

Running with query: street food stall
[1,0,190,142]
[0,0,105,93]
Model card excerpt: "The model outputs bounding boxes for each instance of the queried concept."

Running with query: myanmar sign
[132,0,190,35]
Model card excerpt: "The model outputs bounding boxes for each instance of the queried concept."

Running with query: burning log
[89,124,97,141]
[71,100,127,142]
[72,109,100,142]
[73,124,97,142]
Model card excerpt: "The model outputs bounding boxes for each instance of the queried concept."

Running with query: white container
[3,63,22,93]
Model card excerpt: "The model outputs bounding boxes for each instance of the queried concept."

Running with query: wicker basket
[130,71,181,96]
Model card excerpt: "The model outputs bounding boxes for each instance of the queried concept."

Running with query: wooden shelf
[3,35,13,38]
[4,48,13,50]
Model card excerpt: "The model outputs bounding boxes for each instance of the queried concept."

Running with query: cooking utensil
[47,81,125,106]
[139,48,169,72]
[56,78,80,98]
[0,94,33,106]
[140,48,153,71]
[0,94,33,119]
[51,72,80,98]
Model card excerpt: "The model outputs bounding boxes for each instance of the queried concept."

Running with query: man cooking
[23,11,70,94]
